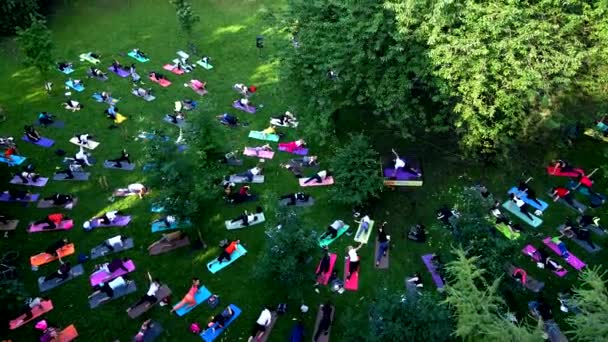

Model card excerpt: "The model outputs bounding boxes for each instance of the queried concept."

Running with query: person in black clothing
[313,302,333,341]
[517,179,542,207]
[43,260,72,282]
[436,206,457,226]
[43,193,74,206]
[108,150,131,168]
[562,218,596,249]
[45,238,69,257]
[280,192,310,205]
[407,224,426,242]
[0,213,13,224]
[8,188,30,200]
[24,125,41,142]
[376,222,390,266]
[315,247,332,281]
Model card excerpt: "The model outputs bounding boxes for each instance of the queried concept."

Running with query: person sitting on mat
[509,193,536,220]
[153,215,177,228]
[104,235,128,251]
[33,213,67,230]
[551,186,584,213]
[292,155,318,167]
[43,259,72,283]
[63,99,83,112]
[38,112,55,126]
[207,306,235,333]
[303,170,331,184]
[407,223,426,242]
[16,169,41,184]
[319,220,346,241]
[24,125,41,142]
[43,193,74,206]
[133,48,147,59]
[134,319,155,342]
[272,111,297,126]
[171,277,201,313]
[73,146,92,167]
[217,113,239,126]
[390,148,421,178]
[90,276,132,303]
[561,219,595,249]
[248,306,273,342]
[238,97,254,109]
[313,301,333,342]
[127,272,161,313]
[354,215,372,239]
[111,60,123,72]
[44,238,69,258]
[230,210,258,226]
[57,62,72,71]
[235,163,264,183]
[107,149,131,168]
[13,297,50,326]
[149,71,167,81]
[346,244,363,281]
[376,222,390,266]
[280,192,310,205]
[7,188,30,201]
[280,162,303,178]
[217,239,241,264]
[234,83,250,96]
[314,246,332,286]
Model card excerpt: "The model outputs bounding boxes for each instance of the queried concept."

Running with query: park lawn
[1,0,607,341]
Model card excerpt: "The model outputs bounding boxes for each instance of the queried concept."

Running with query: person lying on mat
[550,159,585,176]
[55,165,77,179]
[4,145,18,161]
[527,247,565,272]
[16,170,41,184]
[24,125,41,142]
[280,162,303,178]
[227,186,253,203]
[94,257,130,274]
[74,146,92,167]
[0,212,14,225]
[90,276,132,302]
[303,170,331,184]
[280,192,310,205]
[119,183,148,198]
[43,260,72,283]
[88,67,106,78]
[314,301,334,342]
[148,231,187,251]
[57,62,72,71]
[292,155,318,167]
[111,60,123,72]
[154,215,177,228]
[171,277,201,313]
[320,220,346,241]
[231,210,259,226]
[7,188,30,201]
[191,80,206,91]
[235,163,264,182]
[217,113,239,126]
[376,223,390,266]
[281,139,306,153]
[133,48,147,59]
[561,219,595,249]
[69,78,82,87]
[314,246,332,286]
[407,223,426,242]
[510,267,528,285]
[252,144,273,153]
[168,111,186,124]
[345,244,363,281]
[108,149,131,168]
[38,112,55,126]
[64,99,83,112]
[134,87,152,98]
[272,111,297,126]
[551,186,584,213]
[509,193,536,220]
[44,238,70,258]
[13,297,50,326]
[131,69,141,83]
[104,235,129,251]
[33,213,68,230]
[217,239,241,263]
[207,306,235,333]
[149,71,167,81]
[390,148,421,177]
[134,319,154,342]
[490,201,511,225]
[517,179,543,207]
[354,215,372,239]
[248,306,273,342]
[43,193,74,206]
[406,272,424,288]
[238,97,254,108]
[127,272,161,313]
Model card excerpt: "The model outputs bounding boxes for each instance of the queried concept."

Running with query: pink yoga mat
[542,237,586,270]
[243,148,274,159]
[299,177,334,187]
[278,145,308,155]
[28,220,74,233]
[163,64,185,75]
[343,257,359,291]
[90,260,135,286]
[521,245,568,277]
[315,253,337,285]
[150,76,171,87]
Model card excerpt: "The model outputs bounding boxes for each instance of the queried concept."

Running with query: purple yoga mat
[22,136,55,148]
[108,66,130,78]
[542,237,586,270]
[383,167,421,180]
[232,101,256,114]
[278,146,308,156]
[9,176,49,187]
[0,192,39,202]
[421,254,445,289]
[521,244,568,277]
[90,260,136,286]
[90,215,132,228]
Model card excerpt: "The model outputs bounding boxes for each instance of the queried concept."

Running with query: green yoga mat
[502,201,543,228]
[318,225,349,247]
[248,131,279,142]
[495,223,520,240]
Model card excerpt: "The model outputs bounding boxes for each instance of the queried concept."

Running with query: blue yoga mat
[151,219,191,233]
[65,80,84,92]
[127,51,149,63]
[200,304,242,342]
[507,187,549,211]
[206,244,247,274]
[0,155,26,166]
[173,286,212,316]
[502,201,543,228]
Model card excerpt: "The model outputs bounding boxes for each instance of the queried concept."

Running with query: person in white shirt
[346,244,363,281]
[104,235,127,251]
[319,220,345,241]
[236,163,264,182]
[97,210,125,225]
[390,148,421,178]
[303,170,330,184]
[154,215,176,228]
[127,272,161,312]
[248,307,272,342]
[74,146,92,166]
[127,183,148,198]
[89,276,131,303]
[76,133,90,145]
[64,100,83,112]
[509,193,534,220]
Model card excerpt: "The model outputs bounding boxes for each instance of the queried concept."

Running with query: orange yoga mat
[30,244,75,266]
[9,300,54,330]
[57,324,79,342]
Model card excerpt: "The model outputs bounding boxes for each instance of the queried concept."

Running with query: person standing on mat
[171,277,201,313]
[217,240,240,263]
[43,260,72,283]
[43,193,74,206]
[304,170,331,184]
[509,193,535,220]
[390,148,421,177]
[551,186,584,213]
[319,220,346,241]
[376,222,390,266]
[517,179,543,207]
[127,272,161,313]
[314,302,333,341]
[315,246,332,286]
[34,213,67,230]
[24,125,42,142]
[248,306,272,342]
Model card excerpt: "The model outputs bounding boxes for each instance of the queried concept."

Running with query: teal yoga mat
[502,201,543,228]
[206,244,247,274]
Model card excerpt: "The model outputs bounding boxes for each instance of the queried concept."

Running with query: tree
[329,133,384,206]
[15,15,54,76]
[444,248,543,341]
[0,0,40,36]
[254,206,318,300]
[343,289,453,342]
[170,0,200,39]
[0,279,29,336]
[567,267,608,341]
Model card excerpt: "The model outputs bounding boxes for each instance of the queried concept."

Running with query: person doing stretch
[319,220,345,241]
[89,276,132,303]
[303,170,330,184]
[94,257,130,274]
[509,193,535,220]
[171,278,201,313]
[313,302,333,341]
[207,306,235,333]
[43,193,74,206]
[248,306,272,342]
[95,210,125,225]
[280,192,310,205]
[314,246,332,286]
[235,163,264,182]
[104,235,128,251]
[42,260,72,283]
[24,125,41,142]
[16,170,41,184]
[33,213,67,230]
[390,148,421,177]
[127,272,161,312]
[44,238,69,258]
[551,186,584,213]
[517,179,543,207]
[346,244,363,281]
[354,215,372,240]
[217,240,240,263]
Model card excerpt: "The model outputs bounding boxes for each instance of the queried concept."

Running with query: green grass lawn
[1,0,607,341]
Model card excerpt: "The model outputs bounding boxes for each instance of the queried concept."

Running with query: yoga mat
[150,204,164,213]
[103,160,136,170]
[22,136,55,148]
[108,66,130,77]
[501,201,543,227]
[547,190,587,213]
[10,175,49,187]
[315,253,337,285]
[58,67,74,74]
[374,239,389,269]
[243,147,274,159]
[567,180,607,200]
[163,115,186,127]
[0,192,39,203]
[114,113,128,124]
[200,305,242,342]
[495,223,520,240]
[149,76,171,87]
[270,118,298,128]
[542,237,586,270]
[30,244,75,266]
[151,219,191,233]
[318,225,349,247]
[207,244,247,274]
[226,159,243,166]
[354,219,375,244]
[53,172,89,181]
[343,257,359,291]
[140,321,163,342]
[127,51,149,62]
[505,263,544,292]
[37,198,78,209]
[9,300,53,330]
[248,131,279,142]
[163,64,185,75]
[584,128,608,142]
[0,155,27,165]
[38,264,85,292]
[225,213,265,230]
[507,187,549,211]
[79,53,100,64]
[148,236,190,256]
[278,145,308,156]
[521,245,568,277]
[556,224,601,253]
[90,260,136,286]
[89,215,131,228]
[581,220,607,236]
[173,286,212,316]
[299,176,334,187]
[0,220,19,231]
[229,175,265,184]
[545,166,585,178]
[258,312,278,342]
[89,281,137,309]
[69,137,100,149]
[232,101,256,114]
[188,82,208,96]
[278,197,314,207]
[313,305,334,342]
[92,93,119,103]
[86,70,108,81]
[90,237,134,259]
[131,90,156,102]
[421,254,445,289]
[65,80,84,92]
[28,219,74,233]
[35,120,65,128]
[127,286,172,319]
[56,324,78,342]
[195,59,214,70]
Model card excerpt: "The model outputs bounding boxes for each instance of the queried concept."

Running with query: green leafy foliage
[15,15,54,76]
[329,133,384,206]
[0,0,40,36]
[567,267,608,341]
[170,0,200,38]
[0,279,29,320]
